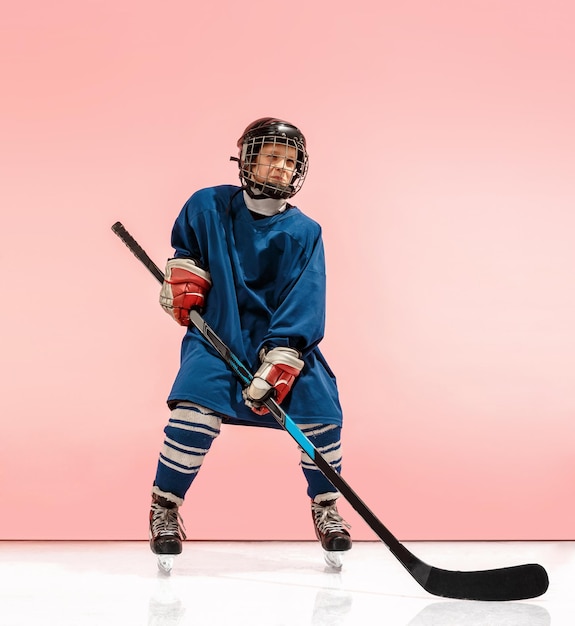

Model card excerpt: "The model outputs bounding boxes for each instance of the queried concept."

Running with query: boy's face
[251,141,298,190]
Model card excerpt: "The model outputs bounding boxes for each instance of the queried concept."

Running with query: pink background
[1,1,573,541]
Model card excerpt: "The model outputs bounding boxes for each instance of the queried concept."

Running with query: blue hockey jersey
[167,185,343,428]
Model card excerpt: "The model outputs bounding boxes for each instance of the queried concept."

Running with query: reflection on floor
[0,541,572,625]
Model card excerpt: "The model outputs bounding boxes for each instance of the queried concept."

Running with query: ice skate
[311,499,351,569]
[149,493,186,574]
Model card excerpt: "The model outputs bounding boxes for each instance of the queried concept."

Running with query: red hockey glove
[159,258,212,325]
[243,347,304,415]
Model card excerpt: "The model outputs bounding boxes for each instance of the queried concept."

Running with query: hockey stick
[111,221,549,601]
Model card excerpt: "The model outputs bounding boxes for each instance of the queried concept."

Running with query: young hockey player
[150,117,351,571]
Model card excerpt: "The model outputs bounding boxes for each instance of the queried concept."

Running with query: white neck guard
[243,190,287,216]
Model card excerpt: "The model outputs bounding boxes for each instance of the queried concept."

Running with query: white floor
[0,541,572,626]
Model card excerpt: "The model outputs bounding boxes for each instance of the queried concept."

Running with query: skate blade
[157,555,175,574]
[323,550,344,569]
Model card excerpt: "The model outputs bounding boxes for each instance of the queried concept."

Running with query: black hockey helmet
[234,117,309,199]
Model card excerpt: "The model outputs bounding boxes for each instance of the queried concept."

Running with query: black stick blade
[422,562,549,601]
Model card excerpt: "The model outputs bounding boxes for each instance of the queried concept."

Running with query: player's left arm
[244,230,327,414]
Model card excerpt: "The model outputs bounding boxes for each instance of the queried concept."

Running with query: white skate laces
[312,500,351,536]
[150,501,187,541]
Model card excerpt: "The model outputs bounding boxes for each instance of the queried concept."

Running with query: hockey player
[150,117,351,571]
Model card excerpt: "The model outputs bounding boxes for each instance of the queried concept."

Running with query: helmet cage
[237,119,309,200]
